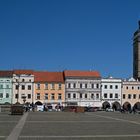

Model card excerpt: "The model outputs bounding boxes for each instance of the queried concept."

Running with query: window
[51,94,55,100]
[6,85,9,89]
[73,93,76,98]
[22,79,25,82]
[45,93,48,100]
[115,85,118,89]
[96,84,99,89]
[80,93,82,98]
[68,83,71,88]
[15,85,19,90]
[6,93,9,98]
[80,84,82,88]
[37,93,40,100]
[104,93,107,98]
[104,85,107,89]
[0,85,3,89]
[58,83,62,90]
[91,94,94,99]
[91,84,94,89]
[85,94,87,98]
[133,94,136,99]
[45,83,48,89]
[28,85,31,90]
[22,85,25,90]
[85,84,87,88]
[15,94,18,99]
[126,86,128,89]
[138,87,140,90]
[51,83,55,90]
[110,93,113,98]
[110,85,113,89]
[115,93,118,98]
[68,93,71,98]
[96,94,99,99]
[73,83,76,88]
[132,87,134,90]
[123,94,125,99]
[29,79,32,82]
[0,93,3,98]
[128,94,131,99]
[139,94,140,99]
[58,94,62,100]
[28,94,31,99]
[37,83,40,90]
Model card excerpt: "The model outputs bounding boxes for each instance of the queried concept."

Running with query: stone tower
[133,21,140,80]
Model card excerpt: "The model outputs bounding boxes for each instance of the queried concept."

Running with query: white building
[12,70,34,104]
[64,70,102,108]
[101,77,122,110]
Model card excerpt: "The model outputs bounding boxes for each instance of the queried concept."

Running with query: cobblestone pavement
[0,112,22,140]
[1,111,140,140]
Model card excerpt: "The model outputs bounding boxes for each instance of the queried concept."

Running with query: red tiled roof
[0,71,13,77]
[34,71,64,83]
[13,70,34,75]
[64,70,101,78]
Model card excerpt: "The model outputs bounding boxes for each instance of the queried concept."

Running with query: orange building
[34,71,65,109]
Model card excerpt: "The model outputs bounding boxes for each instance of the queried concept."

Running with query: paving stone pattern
[1,111,140,140]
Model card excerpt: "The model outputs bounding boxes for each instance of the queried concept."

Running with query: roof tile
[0,71,13,77]
[34,71,64,83]
[13,70,34,75]
[64,70,101,77]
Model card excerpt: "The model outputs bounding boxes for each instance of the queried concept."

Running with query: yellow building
[34,71,65,109]
[122,78,140,110]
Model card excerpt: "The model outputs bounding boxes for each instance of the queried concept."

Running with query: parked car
[84,107,97,112]
[106,108,114,112]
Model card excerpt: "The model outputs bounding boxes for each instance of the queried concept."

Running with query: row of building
[0,69,140,110]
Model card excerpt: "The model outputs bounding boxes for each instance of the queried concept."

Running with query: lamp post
[22,95,26,105]
[13,75,25,104]
[13,75,21,104]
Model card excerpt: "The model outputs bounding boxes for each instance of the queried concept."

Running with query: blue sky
[0,0,140,78]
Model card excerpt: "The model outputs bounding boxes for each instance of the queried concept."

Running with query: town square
[0,111,140,140]
[0,0,140,140]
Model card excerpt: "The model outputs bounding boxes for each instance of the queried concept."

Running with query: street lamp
[22,95,26,105]
[13,75,21,104]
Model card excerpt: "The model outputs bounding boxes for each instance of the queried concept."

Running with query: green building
[0,71,13,104]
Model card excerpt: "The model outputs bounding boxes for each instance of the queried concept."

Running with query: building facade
[12,70,34,104]
[133,20,140,80]
[0,71,13,104]
[101,77,122,110]
[34,71,65,109]
[122,77,140,110]
[64,70,102,108]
